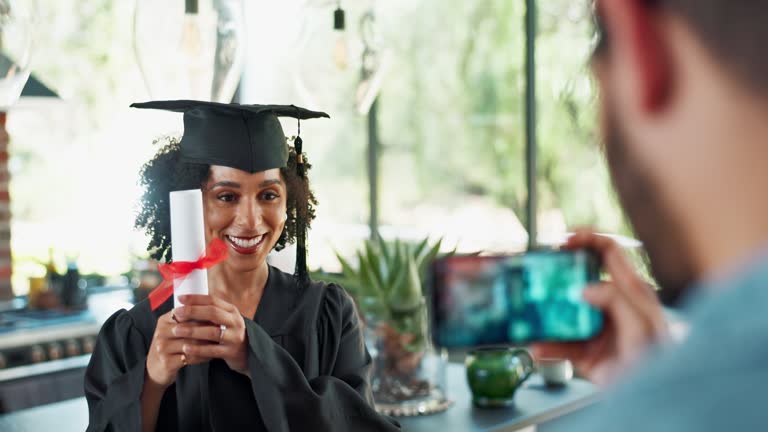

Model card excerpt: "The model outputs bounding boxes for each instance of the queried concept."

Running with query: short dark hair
[135,136,317,263]
[594,1,768,94]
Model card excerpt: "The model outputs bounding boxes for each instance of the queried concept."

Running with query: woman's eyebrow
[259,179,283,188]
[208,180,241,190]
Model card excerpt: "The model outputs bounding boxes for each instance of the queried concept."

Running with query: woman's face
[202,165,287,273]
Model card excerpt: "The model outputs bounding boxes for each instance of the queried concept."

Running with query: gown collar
[252,265,300,336]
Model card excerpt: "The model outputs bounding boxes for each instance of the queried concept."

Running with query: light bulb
[332,6,347,70]
[134,0,243,102]
[333,33,348,70]
[179,12,215,98]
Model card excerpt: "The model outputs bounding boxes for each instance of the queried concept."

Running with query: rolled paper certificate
[170,189,208,308]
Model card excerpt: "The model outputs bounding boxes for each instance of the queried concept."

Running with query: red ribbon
[149,238,229,310]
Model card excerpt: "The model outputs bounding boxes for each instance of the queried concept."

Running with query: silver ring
[219,324,226,343]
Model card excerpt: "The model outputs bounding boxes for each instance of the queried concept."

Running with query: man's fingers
[582,283,637,340]
[564,228,598,249]
[531,342,590,362]
[566,229,654,308]
[582,282,614,307]
[569,233,664,343]
[583,281,649,342]
[564,228,617,253]
[603,253,664,325]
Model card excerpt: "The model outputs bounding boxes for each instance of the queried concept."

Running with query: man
[533,1,768,430]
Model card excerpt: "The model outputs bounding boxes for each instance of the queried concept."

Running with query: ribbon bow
[149,238,229,310]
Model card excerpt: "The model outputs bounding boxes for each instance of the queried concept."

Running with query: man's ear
[599,0,672,113]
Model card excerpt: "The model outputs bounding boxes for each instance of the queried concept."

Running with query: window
[9,0,634,294]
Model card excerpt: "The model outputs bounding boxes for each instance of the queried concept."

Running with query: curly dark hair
[135,136,318,263]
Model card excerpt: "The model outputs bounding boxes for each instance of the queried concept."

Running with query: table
[0,398,85,431]
[399,363,598,431]
[0,364,598,431]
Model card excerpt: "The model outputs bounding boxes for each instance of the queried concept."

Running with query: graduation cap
[131,99,330,286]
[130,100,329,173]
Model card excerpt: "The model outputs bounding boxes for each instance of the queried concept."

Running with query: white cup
[537,358,574,387]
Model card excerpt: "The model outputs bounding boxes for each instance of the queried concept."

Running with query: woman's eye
[217,193,236,202]
[262,191,279,201]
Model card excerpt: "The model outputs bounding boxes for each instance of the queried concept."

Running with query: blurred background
[8,0,626,296]
[0,0,640,423]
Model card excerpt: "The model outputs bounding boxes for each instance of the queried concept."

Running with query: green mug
[465,347,534,408]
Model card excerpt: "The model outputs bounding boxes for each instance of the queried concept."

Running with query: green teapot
[465,347,534,408]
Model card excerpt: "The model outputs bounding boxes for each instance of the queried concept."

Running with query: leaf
[364,239,384,288]
[422,237,443,262]
[388,251,423,313]
[334,251,359,280]
[357,250,385,300]
[377,232,391,263]
[418,237,443,279]
[387,265,406,303]
[375,235,391,285]
[412,237,430,260]
[386,239,404,291]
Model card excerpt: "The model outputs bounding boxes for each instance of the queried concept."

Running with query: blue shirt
[572,251,768,431]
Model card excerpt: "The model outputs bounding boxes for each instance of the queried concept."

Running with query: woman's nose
[236,200,262,227]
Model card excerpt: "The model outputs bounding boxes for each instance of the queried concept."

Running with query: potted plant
[318,235,454,416]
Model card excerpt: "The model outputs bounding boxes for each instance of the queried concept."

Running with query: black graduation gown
[84,266,400,431]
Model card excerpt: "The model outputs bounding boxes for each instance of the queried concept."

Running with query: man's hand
[531,229,667,386]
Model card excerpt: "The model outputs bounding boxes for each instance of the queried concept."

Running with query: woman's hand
[173,294,249,376]
[531,229,668,387]
[145,309,207,389]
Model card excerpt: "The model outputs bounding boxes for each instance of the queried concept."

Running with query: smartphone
[430,250,603,348]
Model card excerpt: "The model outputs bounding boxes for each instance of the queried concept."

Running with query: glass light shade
[133,0,245,102]
[0,0,34,110]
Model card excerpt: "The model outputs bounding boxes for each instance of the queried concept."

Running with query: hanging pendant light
[332,1,348,70]
[133,0,245,102]
[0,0,34,110]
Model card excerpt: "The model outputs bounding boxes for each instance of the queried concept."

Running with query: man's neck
[669,61,768,287]
[686,113,768,285]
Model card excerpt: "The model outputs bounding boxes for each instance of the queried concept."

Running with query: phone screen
[431,250,603,348]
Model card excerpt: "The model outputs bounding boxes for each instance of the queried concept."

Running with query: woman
[85,100,399,432]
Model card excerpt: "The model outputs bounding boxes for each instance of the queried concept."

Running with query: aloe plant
[317,235,454,354]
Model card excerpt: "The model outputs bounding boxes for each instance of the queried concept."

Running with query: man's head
[593,0,768,303]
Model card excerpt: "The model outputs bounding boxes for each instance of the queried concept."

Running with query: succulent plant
[317,235,454,353]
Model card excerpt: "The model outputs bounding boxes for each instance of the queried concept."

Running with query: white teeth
[227,235,264,248]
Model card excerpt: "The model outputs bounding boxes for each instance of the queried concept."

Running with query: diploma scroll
[170,189,209,308]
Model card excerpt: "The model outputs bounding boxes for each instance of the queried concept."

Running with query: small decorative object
[466,347,534,408]
[326,236,455,416]
[536,358,574,388]
[133,0,244,102]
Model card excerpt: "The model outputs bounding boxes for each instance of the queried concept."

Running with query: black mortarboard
[130,100,330,173]
[131,99,330,287]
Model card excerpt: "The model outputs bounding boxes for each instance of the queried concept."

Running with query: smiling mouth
[225,234,266,254]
